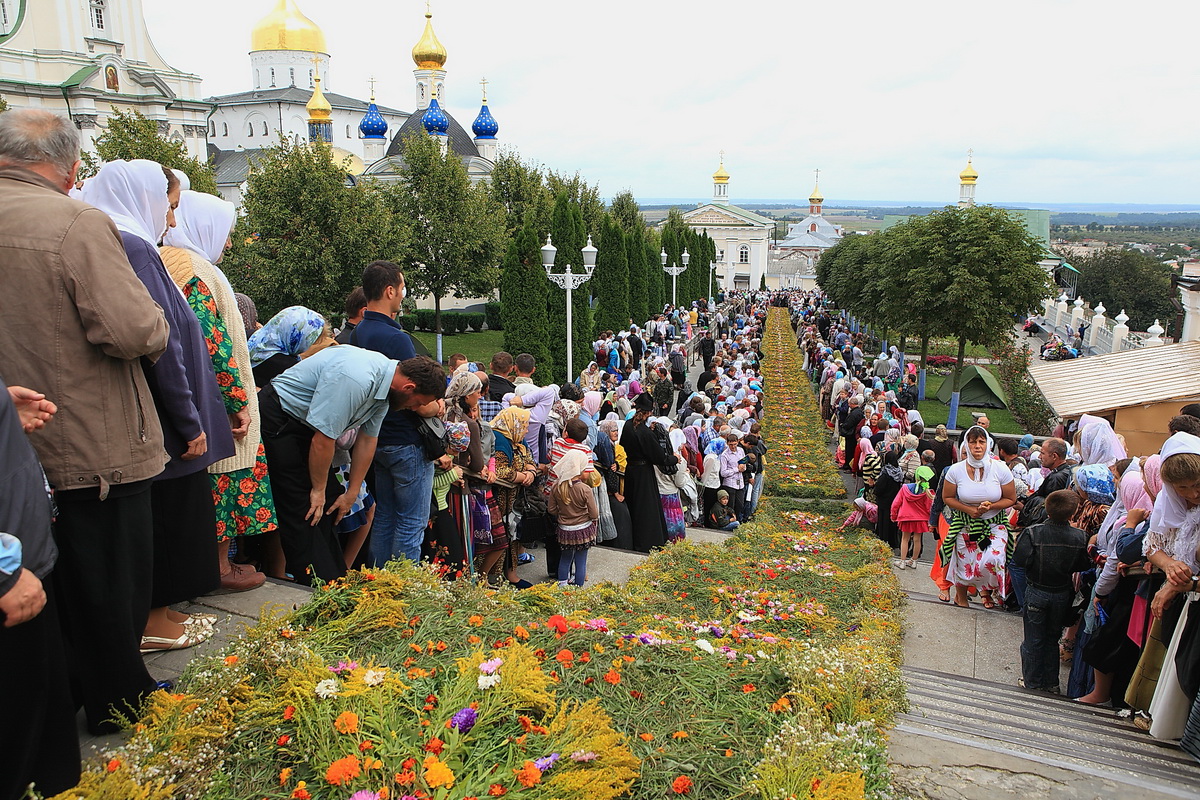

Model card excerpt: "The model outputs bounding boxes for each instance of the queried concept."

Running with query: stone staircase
[888,550,1200,799]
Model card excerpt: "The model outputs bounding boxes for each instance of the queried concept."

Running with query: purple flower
[450,706,478,734]
[479,657,503,675]
[348,792,380,800]
[328,660,359,674]
[534,752,561,772]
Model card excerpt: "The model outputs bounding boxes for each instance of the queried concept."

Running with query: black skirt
[150,469,220,606]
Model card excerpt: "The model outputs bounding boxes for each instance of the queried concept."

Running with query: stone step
[893,665,1200,799]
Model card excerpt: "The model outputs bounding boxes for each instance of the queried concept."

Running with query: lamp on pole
[660,246,689,310]
[542,234,598,381]
[707,260,717,305]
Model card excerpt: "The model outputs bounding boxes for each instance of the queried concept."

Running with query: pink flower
[349,793,380,800]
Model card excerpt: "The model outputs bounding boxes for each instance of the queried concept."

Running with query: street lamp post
[707,260,717,306]
[542,234,598,381]
[660,247,690,310]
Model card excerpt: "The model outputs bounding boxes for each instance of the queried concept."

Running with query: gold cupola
[412,10,448,69]
[251,0,328,53]
[960,156,979,185]
[712,156,730,184]
[809,183,824,205]
[306,75,332,121]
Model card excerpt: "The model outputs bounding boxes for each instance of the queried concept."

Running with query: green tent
[936,365,1009,409]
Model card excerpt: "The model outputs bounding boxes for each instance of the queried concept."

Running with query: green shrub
[465,312,486,332]
[415,308,435,331]
[484,301,503,331]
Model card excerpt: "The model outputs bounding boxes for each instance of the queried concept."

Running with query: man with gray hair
[0,109,172,747]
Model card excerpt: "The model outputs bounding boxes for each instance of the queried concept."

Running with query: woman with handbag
[490,406,538,589]
[444,370,505,581]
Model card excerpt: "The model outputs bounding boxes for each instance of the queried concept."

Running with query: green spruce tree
[500,221,552,379]
[592,215,630,336]
[644,231,662,318]
[546,191,589,383]
[627,228,649,325]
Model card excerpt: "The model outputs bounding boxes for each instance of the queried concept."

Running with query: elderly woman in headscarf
[579,362,603,392]
[940,425,1017,609]
[443,368,501,579]
[84,160,235,651]
[247,306,329,387]
[160,188,277,589]
[489,406,537,588]
[595,416,633,549]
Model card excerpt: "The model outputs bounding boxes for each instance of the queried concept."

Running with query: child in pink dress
[891,465,935,568]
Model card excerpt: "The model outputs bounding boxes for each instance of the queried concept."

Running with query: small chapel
[679,156,773,291]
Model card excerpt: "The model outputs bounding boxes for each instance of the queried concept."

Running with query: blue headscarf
[247,306,326,367]
[705,438,727,457]
[1074,463,1116,506]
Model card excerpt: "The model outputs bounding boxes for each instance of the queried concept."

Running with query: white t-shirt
[945,459,1014,520]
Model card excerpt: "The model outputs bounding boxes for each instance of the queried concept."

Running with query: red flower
[425,736,445,754]
[546,614,569,635]
[276,734,291,746]
[671,775,694,794]
[255,507,273,523]
[487,786,508,796]
[283,705,295,720]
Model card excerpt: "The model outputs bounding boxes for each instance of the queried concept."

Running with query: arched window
[810,223,817,233]
[289,67,295,86]
[247,123,254,137]
[717,249,725,262]
[269,68,276,87]
[262,121,268,136]
[90,0,106,31]
[254,69,260,88]
[308,69,314,88]
[738,245,750,264]
[346,125,352,138]
[208,121,215,137]
[222,123,228,137]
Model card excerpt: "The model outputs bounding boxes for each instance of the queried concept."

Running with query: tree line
[816,205,1052,392]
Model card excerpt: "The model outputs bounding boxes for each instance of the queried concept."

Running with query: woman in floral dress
[940,425,1016,609]
[490,406,538,588]
[162,190,278,587]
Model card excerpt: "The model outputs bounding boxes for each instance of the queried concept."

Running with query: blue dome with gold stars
[472,102,498,139]
[422,97,450,135]
[358,100,388,139]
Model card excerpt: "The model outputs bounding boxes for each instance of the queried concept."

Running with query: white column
[1111,311,1130,353]
[1180,287,1200,342]
[1070,297,1086,330]
[1088,303,1106,349]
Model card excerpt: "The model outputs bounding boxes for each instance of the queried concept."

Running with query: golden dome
[960,158,978,184]
[251,0,328,53]
[412,12,448,69]
[306,75,332,121]
[809,183,824,204]
[712,158,730,184]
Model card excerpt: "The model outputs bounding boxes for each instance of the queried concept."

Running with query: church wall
[211,102,407,161]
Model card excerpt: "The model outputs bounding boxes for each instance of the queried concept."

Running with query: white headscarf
[959,425,996,472]
[1149,432,1200,532]
[171,169,191,191]
[1077,415,1127,467]
[82,159,171,247]
[553,449,590,487]
[163,189,237,265]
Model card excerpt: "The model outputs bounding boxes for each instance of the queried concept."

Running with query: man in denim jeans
[352,261,446,565]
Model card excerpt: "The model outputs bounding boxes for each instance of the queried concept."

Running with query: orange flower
[513,625,530,640]
[639,733,654,742]
[334,711,359,734]
[277,734,291,746]
[513,761,542,788]
[224,655,239,666]
[546,614,569,635]
[742,684,757,693]
[359,739,375,751]
[488,785,509,796]
[468,614,484,626]
[394,770,415,786]
[325,755,361,786]
[672,731,689,739]
[468,634,481,644]
[105,758,121,773]
[425,736,445,754]
[578,651,591,663]
[769,696,792,713]
[278,767,293,785]
[283,704,296,720]
[291,782,311,800]
[671,775,694,794]
[724,749,734,757]
[555,649,575,665]
[435,641,448,652]
[423,754,455,788]
[603,669,621,685]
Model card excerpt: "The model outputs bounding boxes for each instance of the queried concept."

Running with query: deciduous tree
[80,108,219,195]
[1074,248,1177,335]
[386,133,507,358]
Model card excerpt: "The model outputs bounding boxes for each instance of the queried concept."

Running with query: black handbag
[416,415,448,461]
[514,475,547,518]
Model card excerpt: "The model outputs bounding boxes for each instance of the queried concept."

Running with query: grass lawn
[410,329,507,366]
[922,338,992,360]
[915,374,1023,435]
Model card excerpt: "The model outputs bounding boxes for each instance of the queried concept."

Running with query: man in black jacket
[698,332,716,369]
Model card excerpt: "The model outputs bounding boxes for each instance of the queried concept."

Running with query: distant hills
[636,199,1200,214]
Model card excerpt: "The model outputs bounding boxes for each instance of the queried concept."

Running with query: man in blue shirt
[261,342,445,584]
[352,261,446,566]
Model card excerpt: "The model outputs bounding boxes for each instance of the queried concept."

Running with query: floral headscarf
[490,406,531,445]
[445,370,483,403]
[443,420,471,454]
[1074,463,1116,506]
[705,438,727,457]
[247,306,326,366]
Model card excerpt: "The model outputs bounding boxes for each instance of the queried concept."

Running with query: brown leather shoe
[215,562,265,594]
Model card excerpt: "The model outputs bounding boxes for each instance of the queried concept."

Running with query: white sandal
[140,626,214,654]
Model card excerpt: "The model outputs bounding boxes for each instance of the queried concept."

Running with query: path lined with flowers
[60,308,904,800]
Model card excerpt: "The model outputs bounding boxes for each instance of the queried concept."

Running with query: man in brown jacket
[0,109,172,736]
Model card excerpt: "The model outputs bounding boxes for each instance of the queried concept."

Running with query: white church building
[679,157,773,291]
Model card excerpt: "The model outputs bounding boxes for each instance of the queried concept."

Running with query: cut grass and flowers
[53,309,904,800]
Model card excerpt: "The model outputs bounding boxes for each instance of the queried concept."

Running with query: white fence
[1036,296,1169,356]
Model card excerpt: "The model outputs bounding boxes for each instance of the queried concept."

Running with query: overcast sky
[143,0,1200,207]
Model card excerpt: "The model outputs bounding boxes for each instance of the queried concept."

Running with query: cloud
[140,0,1200,204]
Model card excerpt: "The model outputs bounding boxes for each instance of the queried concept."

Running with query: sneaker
[517,553,535,565]
[905,559,917,569]
[892,558,907,569]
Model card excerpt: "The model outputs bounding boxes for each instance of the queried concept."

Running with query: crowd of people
[0,109,773,798]
[790,286,1200,763]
